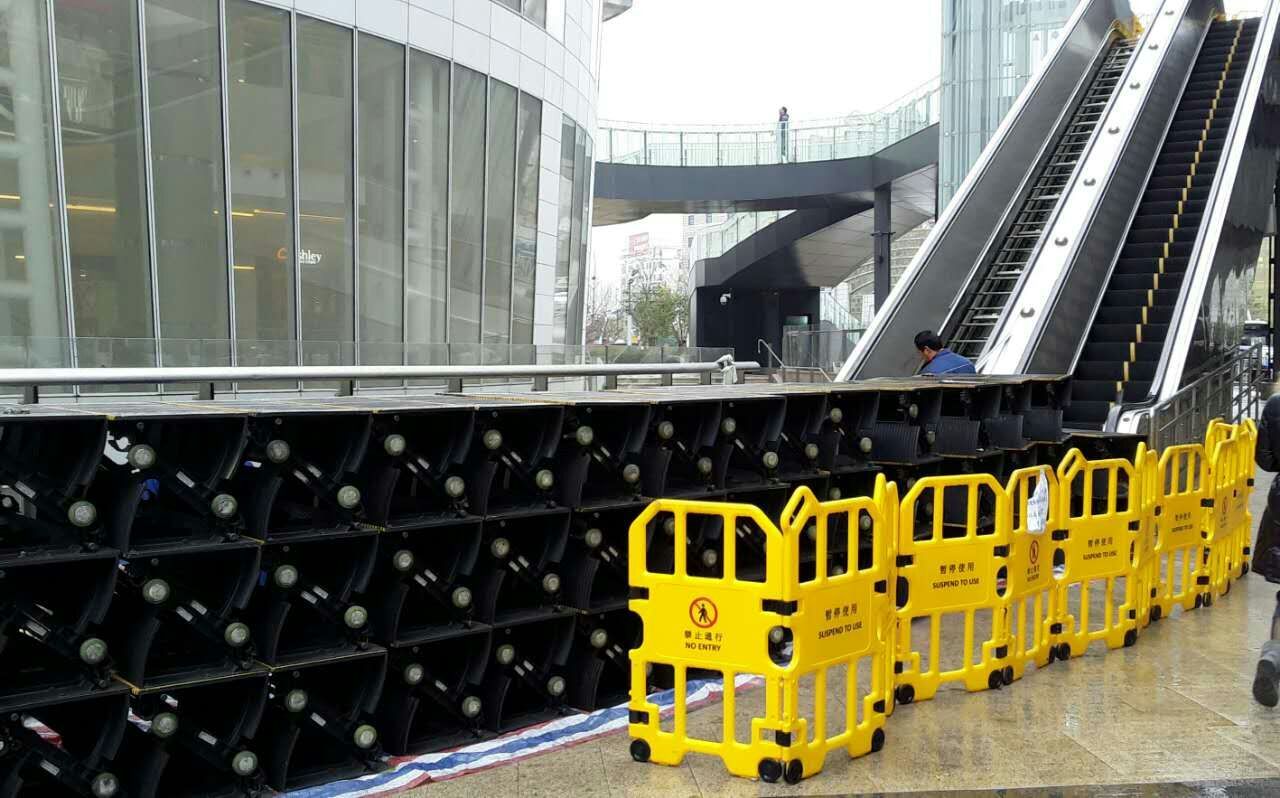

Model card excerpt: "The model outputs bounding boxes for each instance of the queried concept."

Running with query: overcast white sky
[587,0,1249,292]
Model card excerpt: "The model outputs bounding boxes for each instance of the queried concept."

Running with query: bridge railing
[597,77,940,167]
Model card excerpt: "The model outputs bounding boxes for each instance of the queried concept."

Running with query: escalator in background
[1067,17,1260,428]
[950,36,1137,359]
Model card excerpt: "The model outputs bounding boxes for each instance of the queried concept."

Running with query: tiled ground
[404,470,1280,797]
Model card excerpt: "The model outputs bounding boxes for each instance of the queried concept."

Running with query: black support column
[873,184,892,310]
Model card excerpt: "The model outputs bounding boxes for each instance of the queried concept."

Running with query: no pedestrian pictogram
[1030,539,1040,566]
[690,597,718,628]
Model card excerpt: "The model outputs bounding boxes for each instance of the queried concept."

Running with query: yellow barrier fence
[626,498,793,780]
[772,476,897,783]
[1051,444,1150,656]
[627,419,1257,783]
[894,474,1013,702]
[1005,465,1060,680]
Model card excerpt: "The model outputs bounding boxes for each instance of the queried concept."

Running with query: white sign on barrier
[1027,466,1051,534]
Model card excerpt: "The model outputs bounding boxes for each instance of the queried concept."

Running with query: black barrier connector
[559,509,635,611]
[0,420,108,560]
[375,632,489,754]
[251,652,386,791]
[365,520,482,645]
[236,416,371,539]
[473,512,570,623]
[105,545,261,686]
[1,693,129,797]
[98,418,248,555]
[564,610,641,712]
[361,419,473,527]
[639,401,724,496]
[463,405,564,515]
[248,537,378,664]
[0,555,118,711]
[715,398,786,488]
[552,403,651,508]
[482,617,574,732]
[770,393,830,477]
[119,683,268,798]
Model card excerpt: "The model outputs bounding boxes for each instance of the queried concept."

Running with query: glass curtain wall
[357,33,405,366]
[55,0,155,368]
[448,65,485,348]
[511,92,542,346]
[939,0,1073,207]
[482,79,516,346]
[5,1,594,374]
[296,17,354,365]
[553,118,576,343]
[406,49,449,360]
[145,0,230,367]
[0,0,69,367]
[226,0,294,367]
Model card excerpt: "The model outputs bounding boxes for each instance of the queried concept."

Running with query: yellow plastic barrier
[1205,424,1238,601]
[626,498,793,781]
[1206,421,1251,597]
[1233,418,1257,578]
[1151,442,1212,617]
[1051,445,1150,656]
[772,477,897,783]
[626,417,1258,786]
[1004,465,1060,680]
[893,474,1014,703]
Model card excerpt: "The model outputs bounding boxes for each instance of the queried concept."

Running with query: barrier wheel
[1150,606,1163,623]
[870,728,886,753]
[629,739,651,763]
[894,685,914,705]
[783,760,804,784]
[987,670,1003,690]
[1047,647,1057,664]
[1123,629,1137,648]
[1204,595,1214,608]
[1194,594,1204,609]
[1055,643,1071,661]
[1242,563,1250,576]
[758,759,783,783]
[1002,666,1014,685]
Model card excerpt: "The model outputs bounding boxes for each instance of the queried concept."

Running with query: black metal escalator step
[1072,380,1121,402]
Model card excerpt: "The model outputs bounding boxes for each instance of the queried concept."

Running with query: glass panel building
[939,0,1074,208]
[0,0,609,369]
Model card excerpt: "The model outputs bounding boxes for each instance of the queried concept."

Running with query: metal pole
[873,184,892,310]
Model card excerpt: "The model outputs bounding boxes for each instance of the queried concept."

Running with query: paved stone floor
[405,471,1280,797]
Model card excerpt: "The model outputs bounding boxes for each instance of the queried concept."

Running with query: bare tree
[585,279,624,343]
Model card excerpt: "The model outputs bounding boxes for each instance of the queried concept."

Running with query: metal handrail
[1127,342,1268,449]
[0,359,761,404]
[756,339,786,370]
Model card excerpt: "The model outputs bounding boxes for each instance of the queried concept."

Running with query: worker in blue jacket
[914,331,976,375]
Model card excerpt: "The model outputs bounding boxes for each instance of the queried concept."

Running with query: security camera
[719,292,731,306]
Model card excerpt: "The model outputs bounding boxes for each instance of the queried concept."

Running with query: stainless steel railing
[1132,342,1269,449]
[0,358,761,404]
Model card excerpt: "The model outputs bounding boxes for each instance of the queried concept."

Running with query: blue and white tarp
[285,674,761,797]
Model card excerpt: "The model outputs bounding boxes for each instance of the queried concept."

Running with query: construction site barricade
[893,474,1013,704]
[1051,445,1150,656]
[772,477,897,783]
[1152,442,1212,617]
[626,497,793,781]
[1004,465,1059,681]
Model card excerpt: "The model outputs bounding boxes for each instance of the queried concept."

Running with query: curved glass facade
[0,0,595,369]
